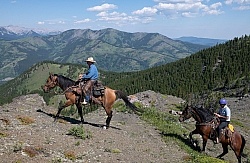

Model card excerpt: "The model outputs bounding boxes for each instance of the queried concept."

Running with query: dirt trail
[0,94,188,163]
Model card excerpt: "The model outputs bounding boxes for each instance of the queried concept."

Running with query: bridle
[180,105,202,124]
[43,74,58,92]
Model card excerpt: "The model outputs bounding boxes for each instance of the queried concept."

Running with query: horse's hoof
[103,126,107,130]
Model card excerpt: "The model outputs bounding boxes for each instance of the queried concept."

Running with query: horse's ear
[49,72,53,75]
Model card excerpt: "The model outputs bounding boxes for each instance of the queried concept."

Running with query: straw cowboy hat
[85,57,96,63]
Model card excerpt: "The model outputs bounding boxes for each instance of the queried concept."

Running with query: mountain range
[0,26,209,83]
[174,36,227,46]
[0,25,61,40]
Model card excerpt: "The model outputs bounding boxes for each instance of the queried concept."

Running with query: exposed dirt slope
[0,93,249,163]
[0,94,188,163]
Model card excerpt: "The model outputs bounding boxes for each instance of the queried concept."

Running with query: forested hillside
[105,35,250,98]
[0,28,207,82]
[0,35,249,105]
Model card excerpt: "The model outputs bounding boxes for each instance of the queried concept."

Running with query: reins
[189,107,215,126]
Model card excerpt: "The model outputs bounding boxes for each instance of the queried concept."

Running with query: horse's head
[41,73,58,93]
[178,105,193,122]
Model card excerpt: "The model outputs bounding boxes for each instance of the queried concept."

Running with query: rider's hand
[214,113,220,117]
[78,74,83,79]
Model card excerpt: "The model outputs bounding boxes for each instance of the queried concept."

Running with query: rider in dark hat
[214,98,231,143]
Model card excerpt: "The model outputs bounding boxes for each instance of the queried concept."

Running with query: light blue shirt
[218,105,231,121]
[82,64,98,80]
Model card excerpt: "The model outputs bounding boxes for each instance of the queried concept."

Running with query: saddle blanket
[228,124,234,132]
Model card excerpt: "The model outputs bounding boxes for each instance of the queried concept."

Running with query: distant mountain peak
[174,36,227,47]
[1,25,61,37]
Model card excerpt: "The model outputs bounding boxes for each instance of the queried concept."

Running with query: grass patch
[0,131,8,137]
[16,115,35,125]
[13,142,23,152]
[23,146,43,157]
[0,118,11,125]
[104,148,122,153]
[114,101,132,113]
[64,150,76,161]
[231,119,244,128]
[140,107,226,163]
[57,118,68,124]
[67,126,92,139]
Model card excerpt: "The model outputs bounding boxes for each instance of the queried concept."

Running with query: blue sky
[1,0,250,39]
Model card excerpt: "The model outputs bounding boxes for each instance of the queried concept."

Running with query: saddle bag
[93,80,105,96]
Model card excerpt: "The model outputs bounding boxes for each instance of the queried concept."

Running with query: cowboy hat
[85,57,96,63]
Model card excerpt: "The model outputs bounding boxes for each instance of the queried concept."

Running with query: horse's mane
[193,106,214,123]
[54,74,75,88]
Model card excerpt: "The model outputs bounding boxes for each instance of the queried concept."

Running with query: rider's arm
[214,112,229,120]
[82,65,98,80]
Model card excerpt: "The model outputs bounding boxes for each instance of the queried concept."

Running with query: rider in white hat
[80,57,98,104]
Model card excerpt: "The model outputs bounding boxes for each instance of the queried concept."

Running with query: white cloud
[210,2,222,9]
[97,11,130,21]
[154,0,223,17]
[58,21,65,24]
[37,21,45,25]
[95,11,154,26]
[38,20,66,25]
[74,19,91,24]
[225,0,250,5]
[132,7,158,16]
[86,0,224,27]
[233,5,250,10]
[225,0,233,5]
[156,2,206,11]
[182,12,198,17]
[87,3,117,12]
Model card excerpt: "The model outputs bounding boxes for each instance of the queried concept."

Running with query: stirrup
[81,99,87,105]
[214,137,219,144]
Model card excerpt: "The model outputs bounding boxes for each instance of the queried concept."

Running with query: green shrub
[67,126,92,139]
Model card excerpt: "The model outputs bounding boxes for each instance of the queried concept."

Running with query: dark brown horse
[41,73,139,128]
[179,105,245,163]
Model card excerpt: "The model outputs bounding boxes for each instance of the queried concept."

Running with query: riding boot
[82,98,87,105]
[215,137,219,144]
[81,89,88,105]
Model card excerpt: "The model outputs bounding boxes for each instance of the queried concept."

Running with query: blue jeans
[217,121,229,137]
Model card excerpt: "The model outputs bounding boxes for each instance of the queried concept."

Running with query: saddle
[221,124,234,138]
[72,80,105,97]
[209,117,220,139]
[92,80,105,97]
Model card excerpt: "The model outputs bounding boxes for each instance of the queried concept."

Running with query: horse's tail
[115,90,142,113]
[240,134,246,156]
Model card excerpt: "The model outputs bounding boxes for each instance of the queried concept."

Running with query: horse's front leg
[54,100,72,122]
[189,129,203,151]
[54,105,64,122]
[76,103,84,124]
[189,129,199,145]
[216,143,228,160]
[201,135,209,152]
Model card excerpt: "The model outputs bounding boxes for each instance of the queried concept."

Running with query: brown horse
[41,73,139,128]
[178,105,245,163]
